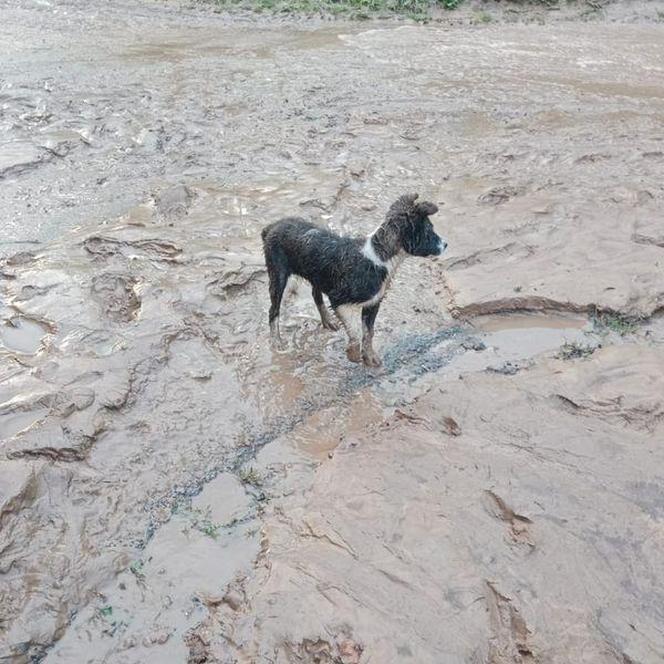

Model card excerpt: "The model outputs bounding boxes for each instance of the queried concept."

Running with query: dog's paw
[346,343,362,363]
[362,351,382,368]
[322,318,339,332]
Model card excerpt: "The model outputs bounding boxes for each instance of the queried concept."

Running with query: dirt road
[1,1,664,662]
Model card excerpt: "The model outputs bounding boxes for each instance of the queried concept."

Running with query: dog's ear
[403,193,419,204]
[417,201,438,217]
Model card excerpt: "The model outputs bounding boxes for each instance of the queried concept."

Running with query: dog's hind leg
[361,303,382,367]
[312,287,339,331]
[265,250,290,349]
[334,304,362,363]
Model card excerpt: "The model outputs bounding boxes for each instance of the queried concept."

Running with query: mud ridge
[450,296,660,320]
[485,581,535,664]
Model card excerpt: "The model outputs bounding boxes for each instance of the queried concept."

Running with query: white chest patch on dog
[361,237,384,267]
[360,236,404,307]
[362,237,404,275]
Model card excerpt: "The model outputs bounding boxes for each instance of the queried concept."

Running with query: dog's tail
[261,223,272,244]
[260,226,269,256]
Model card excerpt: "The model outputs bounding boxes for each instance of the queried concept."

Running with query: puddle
[480,314,591,357]
[440,312,596,376]
[0,140,45,177]
[480,321,590,362]
[120,26,344,64]
[290,391,384,461]
[472,312,589,333]
[0,316,48,354]
[0,407,49,440]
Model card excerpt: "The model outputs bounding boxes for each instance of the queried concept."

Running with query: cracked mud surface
[1,1,664,662]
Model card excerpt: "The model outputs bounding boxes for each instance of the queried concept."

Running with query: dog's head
[388,193,447,257]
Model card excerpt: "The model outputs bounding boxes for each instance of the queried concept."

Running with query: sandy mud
[1,1,663,662]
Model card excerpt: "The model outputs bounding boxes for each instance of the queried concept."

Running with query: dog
[261,193,447,367]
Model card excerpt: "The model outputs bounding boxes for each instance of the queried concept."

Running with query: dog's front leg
[334,305,362,363]
[361,303,382,367]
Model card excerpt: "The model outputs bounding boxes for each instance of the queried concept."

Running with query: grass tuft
[129,559,145,579]
[238,466,264,487]
[474,10,492,22]
[197,519,222,539]
[592,311,641,336]
[557,341,596,360]
[210,0,466,19]
[190,507,223,539]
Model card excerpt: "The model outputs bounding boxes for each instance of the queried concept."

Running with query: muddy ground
[1,0,664,662]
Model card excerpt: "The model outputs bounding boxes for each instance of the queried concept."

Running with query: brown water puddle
[120,25,346,62]
[290,390,384,461]
[473,312,588,333]
[0,316,48,355]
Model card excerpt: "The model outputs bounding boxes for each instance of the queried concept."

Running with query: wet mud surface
[1,1,664,662]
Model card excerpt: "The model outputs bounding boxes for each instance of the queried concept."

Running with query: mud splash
[1,1,664,662]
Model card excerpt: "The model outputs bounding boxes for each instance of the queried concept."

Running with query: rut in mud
[2,1,664,662]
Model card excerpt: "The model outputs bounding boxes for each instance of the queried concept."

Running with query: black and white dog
[261,193,447,367]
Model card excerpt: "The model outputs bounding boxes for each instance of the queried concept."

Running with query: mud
[1,1,664,662]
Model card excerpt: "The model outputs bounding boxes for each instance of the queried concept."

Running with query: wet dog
[261,193,447,367]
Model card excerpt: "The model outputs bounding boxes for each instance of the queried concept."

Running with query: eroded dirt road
[1,1,664,662]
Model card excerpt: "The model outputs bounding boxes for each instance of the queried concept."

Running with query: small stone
[142,629,171,646]
[461,339,486,352]
[338,638,363,664]
[442,416,461,437]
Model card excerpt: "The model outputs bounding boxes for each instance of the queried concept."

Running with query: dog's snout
[437,238,448,255]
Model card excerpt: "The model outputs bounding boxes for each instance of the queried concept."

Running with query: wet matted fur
[261,193,447,367]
